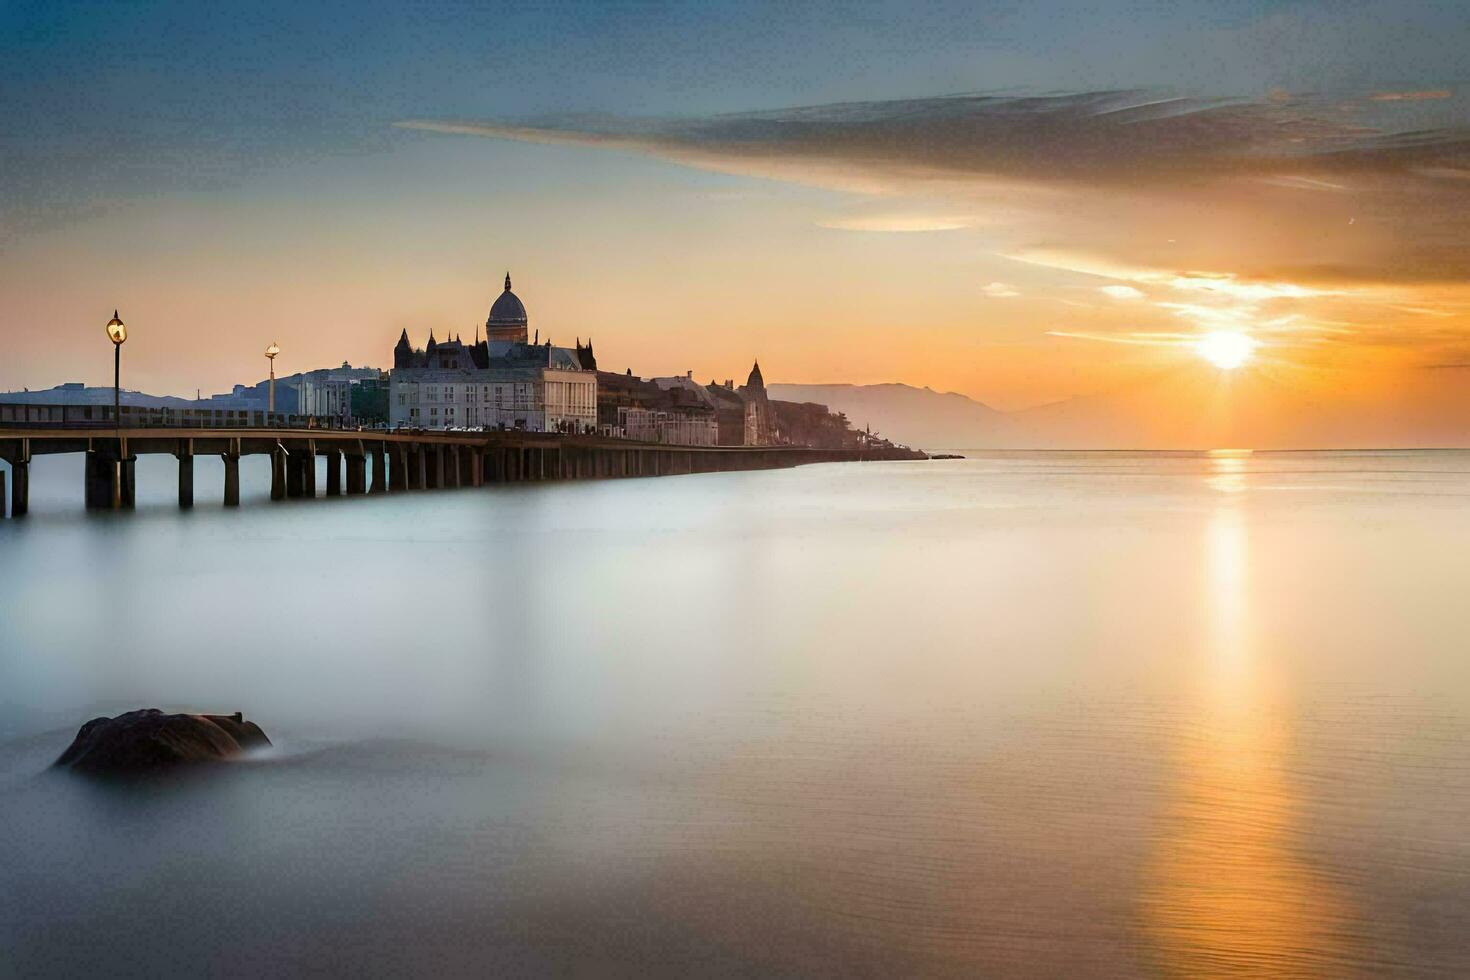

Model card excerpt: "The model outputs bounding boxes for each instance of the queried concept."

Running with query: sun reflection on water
[1140,453,1357,975]
[1205,448,1252,494]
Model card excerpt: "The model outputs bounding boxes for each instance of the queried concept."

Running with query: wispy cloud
[1100,285,1145,300]
[1370,90,1453,102]
[1047,331,1195,347]
[983,282,1021,298]
[817,212,970,232]
[398,89,1469,189]
[399,90,1470,288]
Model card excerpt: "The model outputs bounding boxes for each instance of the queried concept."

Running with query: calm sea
[2,450,1468,976]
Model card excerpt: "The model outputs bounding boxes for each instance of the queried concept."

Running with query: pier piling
[346,451,366,495]
[371,446,388,493]
[84,447,135,510]
[177,448,194,509]
[301,443,318,498]
[411,445,426,490]
[222,452,240,506]
[10,460,25,517]
[270,447,287,500]
[389,446,408,491]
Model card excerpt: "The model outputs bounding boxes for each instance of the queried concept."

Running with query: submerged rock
[53,709,271,775]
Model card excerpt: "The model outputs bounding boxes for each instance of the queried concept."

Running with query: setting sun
[1195,331,1257,370]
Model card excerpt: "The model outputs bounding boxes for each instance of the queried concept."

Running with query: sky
[2,0,1468,444]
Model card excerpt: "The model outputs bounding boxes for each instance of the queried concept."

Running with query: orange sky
[4,87,1469,447]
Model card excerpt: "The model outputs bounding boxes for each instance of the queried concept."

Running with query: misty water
[2,450,1468,976]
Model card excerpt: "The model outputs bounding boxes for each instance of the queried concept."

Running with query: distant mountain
[770,383,1021,450]
[776,369,1470,450]
[0,383,197,409]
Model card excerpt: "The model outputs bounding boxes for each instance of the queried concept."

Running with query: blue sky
[7,0,1465,232]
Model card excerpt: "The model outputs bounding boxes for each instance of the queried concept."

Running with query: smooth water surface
[2,451,1468,976]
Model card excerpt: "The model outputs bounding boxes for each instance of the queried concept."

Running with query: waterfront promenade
[0,426,924,517]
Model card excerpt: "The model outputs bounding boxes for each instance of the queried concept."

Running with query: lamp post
[105,311,127,425]
[105,310,127,509]
[265,342,280,419]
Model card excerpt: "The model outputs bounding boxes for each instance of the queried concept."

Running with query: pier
[0,427,924,517]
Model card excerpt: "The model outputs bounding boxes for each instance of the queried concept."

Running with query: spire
[747,359,765,389]
[504,271,512,292]
[474,323,480,345]
[396,328,410,345]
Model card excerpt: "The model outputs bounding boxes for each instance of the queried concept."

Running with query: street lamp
[106,310,126,425]
[104,310,127,509]
[265,342,280,417]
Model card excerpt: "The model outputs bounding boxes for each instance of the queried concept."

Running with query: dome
[486,272,528,328]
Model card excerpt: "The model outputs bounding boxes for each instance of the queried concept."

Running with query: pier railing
[0,401,339,430]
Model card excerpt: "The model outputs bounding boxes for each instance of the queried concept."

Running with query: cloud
[398,88,1470,286]
[983,282,1021,298]
[817,212,970,232]
[1370,90,1453,102]
[1100,285,1145,300]
[1047,331,1194,347]
[398,89,1468,188]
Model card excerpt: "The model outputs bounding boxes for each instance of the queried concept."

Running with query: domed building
[485,272,529,343]
[388,270,597,433]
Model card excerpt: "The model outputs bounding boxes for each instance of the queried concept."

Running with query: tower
[575,336,597,371]
[393,329,414,369]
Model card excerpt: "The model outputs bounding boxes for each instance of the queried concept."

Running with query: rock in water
[53,709,271,775]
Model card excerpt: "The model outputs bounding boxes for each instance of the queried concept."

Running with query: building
[616,406,719,445]
[389,274,597,432]
[591,369,721,445]
[700,361,779,446]
[739,361,779,445]
[294,364,386,423]
[703,380,748,445]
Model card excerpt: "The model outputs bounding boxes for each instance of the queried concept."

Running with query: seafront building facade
[389,357,596,431]
[616,406,719,445]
